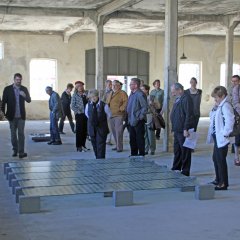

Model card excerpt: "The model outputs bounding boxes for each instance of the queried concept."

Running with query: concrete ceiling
[0,0,240,41]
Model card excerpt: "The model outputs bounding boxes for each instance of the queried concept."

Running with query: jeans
[9,118,25,154]
[50,112,61,142]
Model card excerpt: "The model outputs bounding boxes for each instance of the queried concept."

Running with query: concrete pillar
[163,0,178,152]
[224,19,239,90]
[95,16,104,90]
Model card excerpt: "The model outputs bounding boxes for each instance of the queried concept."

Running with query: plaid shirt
[71,92,86,114]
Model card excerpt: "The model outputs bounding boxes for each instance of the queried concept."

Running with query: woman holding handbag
[207,86,234,190]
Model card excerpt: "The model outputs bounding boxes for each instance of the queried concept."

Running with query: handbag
[221,102,240,137]
[157,113,165,129]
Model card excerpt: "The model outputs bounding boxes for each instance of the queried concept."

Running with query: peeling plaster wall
[0,32,240,119]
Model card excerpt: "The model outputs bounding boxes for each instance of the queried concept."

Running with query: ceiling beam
[97,0,143,17]
[0,5,231,23]
[0,6,89,17]
[110,11,224,22]
[178,22,219,36]
[63,18,95,43]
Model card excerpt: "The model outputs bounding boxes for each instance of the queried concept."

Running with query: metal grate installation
[4,158,197,213]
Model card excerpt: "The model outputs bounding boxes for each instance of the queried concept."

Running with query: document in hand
[183,128,198,149]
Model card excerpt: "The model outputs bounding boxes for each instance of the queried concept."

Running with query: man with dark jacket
[45,86,62,145]
[170,82,194,176]
[58,83,75,134]
[1,73,31,158]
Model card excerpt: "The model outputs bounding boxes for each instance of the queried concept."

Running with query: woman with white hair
[85,89,109,159]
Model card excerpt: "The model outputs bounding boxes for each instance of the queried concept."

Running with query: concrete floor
[1,118,240,240]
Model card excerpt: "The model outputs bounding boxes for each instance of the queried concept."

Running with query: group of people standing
[2,72,240,192]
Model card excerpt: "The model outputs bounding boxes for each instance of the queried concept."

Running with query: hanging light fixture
[180,27,187,60]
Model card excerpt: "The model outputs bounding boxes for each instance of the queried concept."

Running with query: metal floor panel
[9,161,157,174]
[17,171,192,188]
[22,177,196,197]
[6,158,144,169]
[4,158,197,213]
[12,166,169,181]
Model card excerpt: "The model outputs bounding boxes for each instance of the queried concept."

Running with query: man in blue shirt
[127,78,148,157]
[45,86,62,145]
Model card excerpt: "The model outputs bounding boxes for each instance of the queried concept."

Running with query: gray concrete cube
[195,184,215,200]
[19,196,41,214]
[113,190,133,207]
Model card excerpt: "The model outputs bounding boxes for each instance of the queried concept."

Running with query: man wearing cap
[45,86,62,145]
[58,83,75,134]
[107,80,128,152]
[1,73,31,158]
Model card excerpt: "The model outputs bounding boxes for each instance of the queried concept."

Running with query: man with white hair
[170,82,194,176]
[45,86,62,145]
[85,89,109,159]
[126,78,148,157]
[107,80,128,152]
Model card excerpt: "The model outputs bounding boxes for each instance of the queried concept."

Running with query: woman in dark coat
[71,81,88,152]
[185,77,202,131]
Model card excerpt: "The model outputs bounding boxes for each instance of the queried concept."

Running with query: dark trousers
[91,129,107,159]
[212,135,229,187]
[50,112,61,142]
[129,120,145,156]
[155,109,161,138]
[59,112,75,133]
[75,113,87,148]
[172,131,192,176]
[9,118,25,154]
[193,116,200,131]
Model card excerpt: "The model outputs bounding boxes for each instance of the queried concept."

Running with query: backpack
[221,101,240,137]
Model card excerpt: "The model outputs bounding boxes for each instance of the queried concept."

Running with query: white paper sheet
[183,128,198,149]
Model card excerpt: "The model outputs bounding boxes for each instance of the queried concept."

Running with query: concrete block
[19,196,40,214]
[15,187,23,203]
[8,173,16,186]
[195,184,215,200]
[3,163,9,174]
[181,186,195,192]
[113,190,133,207]
[5,167,12,177]
[11,179,20,194]
[103,191,113,197]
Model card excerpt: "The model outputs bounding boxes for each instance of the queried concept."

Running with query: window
[30,59,57,100]
[107,75,137,95]
[0,42,4,60]
[220,63,240,87]
[178,62,201,90]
